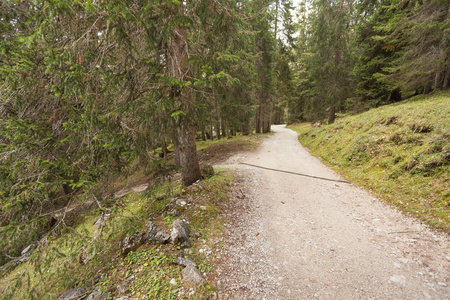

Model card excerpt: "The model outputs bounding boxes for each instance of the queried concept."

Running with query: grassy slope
[289,91,450,232]
[0,135,263,299]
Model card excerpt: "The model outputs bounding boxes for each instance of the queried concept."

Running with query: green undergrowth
[289,91,450,232]
[0,134,259,299]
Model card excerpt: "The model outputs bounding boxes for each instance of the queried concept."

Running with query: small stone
[92,275,102,285]
[117,284,126,294]
[167,209,180,217]
[176,199,187,206]
[173,254,197,268]
[438,282,448,287]
[389,275,406,285]
[399,258,409,264]
[156,194,165,201]
[182,266,206,285]
[201,165,215,179]
[86,288,101,300]
[446,256,450,262]
[170,278,177,286]
[189,232,201,239]
[200,206,207,211]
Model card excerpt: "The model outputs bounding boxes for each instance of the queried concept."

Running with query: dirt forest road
[214,125,449,300]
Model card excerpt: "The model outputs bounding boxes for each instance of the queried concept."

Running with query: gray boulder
[171,219,191,248]
[154,230,170,244]
[120,232,143,257]
[144,221,169,244]
[182,266,206,286]
[173,253,197,268]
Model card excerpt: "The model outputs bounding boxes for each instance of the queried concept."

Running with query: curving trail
[214,125,449,300]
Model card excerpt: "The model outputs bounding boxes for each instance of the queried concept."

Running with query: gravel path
[213,125,449,300]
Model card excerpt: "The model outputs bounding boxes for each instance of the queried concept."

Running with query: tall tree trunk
[242,120,250,136]
[215,123,221,139]
[328,105,336,124]
[255,106,261,133]
[443,66,450,89]
[261,102,272,133]
[167,5,201,186]
[221,116,227,138]
[174,124,201,186]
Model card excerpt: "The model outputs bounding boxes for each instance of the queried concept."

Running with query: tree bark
[167,4,201,186]
[221,116,227,138]
[255,106,261,134]
[242,120,250,136]
[442,66,450,89]
[328,105,336,124]
[174,124,201,186]
[434,70,444,91]
[215,123,221,140]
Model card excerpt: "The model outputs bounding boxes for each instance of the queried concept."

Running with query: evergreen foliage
[288,0,449,123]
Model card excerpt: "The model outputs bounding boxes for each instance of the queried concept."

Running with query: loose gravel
[213,125,449,300]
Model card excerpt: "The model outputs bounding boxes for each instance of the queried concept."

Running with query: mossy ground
[0,134,262,299]
[289,91,450,232]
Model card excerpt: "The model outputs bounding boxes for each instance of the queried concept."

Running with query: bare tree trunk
[215,123,221,140]
[201,130,206,141]
[443,66,450,89]
[328,105,336,124]
[167,6,201,186]
[255,106,261,134]
[175,124,201,186]
[434,70,444,91]
[242,121,250,136]
[221,116,227,138]
[161,138,168,158]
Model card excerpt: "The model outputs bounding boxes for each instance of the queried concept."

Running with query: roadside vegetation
[290,92,450,232]
[0,135,262,299]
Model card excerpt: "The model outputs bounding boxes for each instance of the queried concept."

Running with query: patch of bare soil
[199,137,263,165]
[212,125,450,300]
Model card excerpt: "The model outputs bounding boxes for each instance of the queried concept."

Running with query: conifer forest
[0,0,449,276]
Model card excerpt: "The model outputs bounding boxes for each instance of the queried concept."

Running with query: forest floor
[212,125,449,299]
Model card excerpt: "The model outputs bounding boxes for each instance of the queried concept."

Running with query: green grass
[289,91,450,232]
